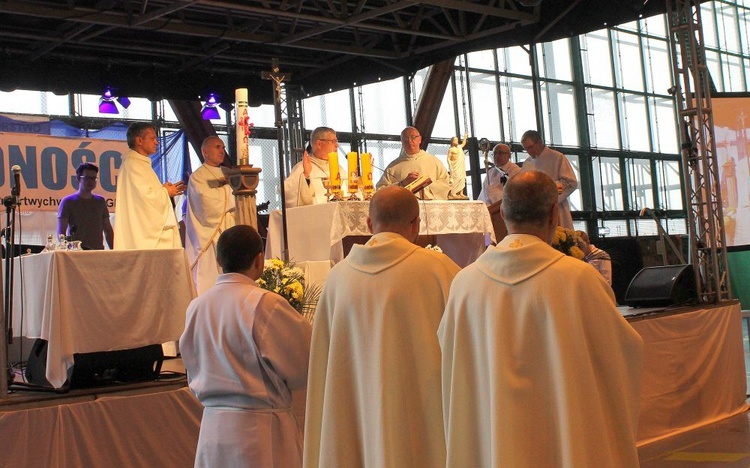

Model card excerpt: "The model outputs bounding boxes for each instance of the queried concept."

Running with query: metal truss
[667,0,731,303]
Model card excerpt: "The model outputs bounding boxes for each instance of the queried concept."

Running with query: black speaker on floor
[624,264,697,308]
[25,339,164,389]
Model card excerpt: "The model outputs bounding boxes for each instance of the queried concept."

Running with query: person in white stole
[304,186,460,468]
[439,171,644,468]
[114,122,185,249]
[284,127,340,208]
[185,136,236,294]
[180,225,312,467]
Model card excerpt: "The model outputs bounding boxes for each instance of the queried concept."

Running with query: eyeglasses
[406,135,421,141]
[319,138,338,144]
[80,176,98,181]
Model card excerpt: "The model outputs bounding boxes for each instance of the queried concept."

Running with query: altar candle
[328,152,342,193]
[361,153,374,193]
[235,88,250,166]
[347,152,359,192]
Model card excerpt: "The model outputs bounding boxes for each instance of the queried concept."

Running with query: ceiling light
[98,86,131,114]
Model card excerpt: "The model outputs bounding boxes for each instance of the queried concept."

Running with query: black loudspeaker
[25,339,164,389]
[624,264,697,308]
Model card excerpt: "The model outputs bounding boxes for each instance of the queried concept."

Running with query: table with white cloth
[9,248,196,388]
[265,200,493,271]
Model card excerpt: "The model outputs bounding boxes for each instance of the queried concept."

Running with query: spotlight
[99,87,119,114]
[201,93,221,120]
[98,87,131,114]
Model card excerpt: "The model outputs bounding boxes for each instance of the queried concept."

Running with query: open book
[404,174,432,194]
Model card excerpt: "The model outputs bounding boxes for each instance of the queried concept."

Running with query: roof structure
[0,0,671,105]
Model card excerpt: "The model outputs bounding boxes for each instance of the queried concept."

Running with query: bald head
[201,136,226,167]
[502,171,558,239]
[368,186,420,240]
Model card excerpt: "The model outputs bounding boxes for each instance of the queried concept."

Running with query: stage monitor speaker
[624,264,697,308]
[25,339,164,389]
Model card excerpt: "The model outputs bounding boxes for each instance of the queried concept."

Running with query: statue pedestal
[222,165,262,229]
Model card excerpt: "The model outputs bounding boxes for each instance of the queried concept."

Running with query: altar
[265,200,493,273]
[9,249,196,388]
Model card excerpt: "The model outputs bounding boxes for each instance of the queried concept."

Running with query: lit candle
[347,152,359,192]
[360,153,374,194]
[328,152,342,194]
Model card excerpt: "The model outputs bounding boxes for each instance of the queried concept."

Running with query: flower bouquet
[551,226,585,260]
[257,258,321,321]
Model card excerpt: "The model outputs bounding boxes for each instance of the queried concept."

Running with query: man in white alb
[376,126,451,199]
[439,171,644,467]
[284,127,339,208]
[114,122,185,249]
[185,136,236,294]
[180,225,312,467]
[478,143,521,205]
[304,186,460,468]
[520,129,578,229]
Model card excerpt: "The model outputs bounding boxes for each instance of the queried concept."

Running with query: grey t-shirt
[57,193,109,250]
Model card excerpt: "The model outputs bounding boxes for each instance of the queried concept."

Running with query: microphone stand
[1,193,18,397]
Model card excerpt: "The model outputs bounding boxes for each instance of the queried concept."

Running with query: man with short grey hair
[478,143,521,205]
[520,129,578,228]
[439,170,644,467]
[284,126,339,208]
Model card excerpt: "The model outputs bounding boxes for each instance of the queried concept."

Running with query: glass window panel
[626,158,653,211]
[360,78,407,134]
[566,154,582,212]
[643,37,672,95]
[250,104,276,128]
[722,53,745,91]
[162,102,179,123]
[592,156,624,211]
[641,14,666,37]
[0,90,71,116]
[656,159,684,210]
[716,3,740,53]
[617,21,639,33]
[740,9,750,55]
[504,46,532,76]
[705,50,723,92]
[408,68,429,117]
[601,219,630,237]
[538,39,573,81]
[586,87,620,149]
[701,3,718,49]
[620,93,650,152]
[632,218,660,236]
[303,88,352,132]
[541,82,578,146]
[665,218,687,235]
[506,77,537,142]
[432,83,457,138]
[467,49,496,71]
[79,94,154,119]
[613,30,645,92]
[469,72,501,141]
[582,30,613,86]
[650,97,679,154]
[365,139,409,178]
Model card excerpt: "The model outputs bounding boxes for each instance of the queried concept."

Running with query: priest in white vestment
[114,122,185,249]
[376,126,451,200]
[284,127,340,208]
[185,136,236,294]
[439,171,644,468]
[520,129,578,229]
[304,186,460,468]
[180,225,312,467]
[478,143,522,205]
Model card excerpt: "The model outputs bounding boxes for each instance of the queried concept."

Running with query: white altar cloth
[10,249,196,388]
[266,200,493,267]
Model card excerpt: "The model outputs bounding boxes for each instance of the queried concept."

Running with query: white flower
[425,244,443,253]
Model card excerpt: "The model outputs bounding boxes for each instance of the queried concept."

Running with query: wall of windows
[1,0,748,238]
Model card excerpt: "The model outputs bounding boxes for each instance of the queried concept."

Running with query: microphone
[11,165,21,197]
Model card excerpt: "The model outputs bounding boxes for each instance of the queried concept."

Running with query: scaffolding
[667,0,731,303]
